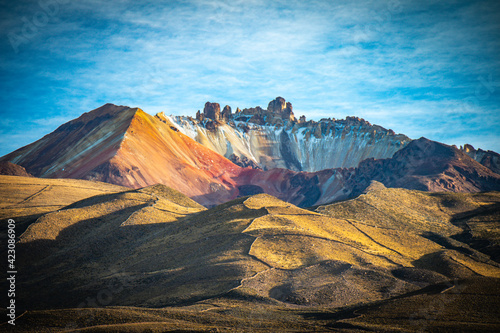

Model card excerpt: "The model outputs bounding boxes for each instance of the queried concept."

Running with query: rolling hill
[1,176,499,331]
[0,175,128,237]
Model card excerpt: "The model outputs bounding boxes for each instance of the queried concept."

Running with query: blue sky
[1,0,499,156]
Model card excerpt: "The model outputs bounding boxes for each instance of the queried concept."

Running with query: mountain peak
[267,96,295,121]
[401,137,459,160]
[1,104,140,178]
[87,103,137,116]
[3,102,499,209]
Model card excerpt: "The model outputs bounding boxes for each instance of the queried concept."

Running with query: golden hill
[1,177,499,331]
[0,175,128,236]
[317,181,500,265]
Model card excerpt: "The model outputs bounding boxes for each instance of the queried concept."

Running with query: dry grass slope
[1,178,499,332]
[0,175,128,236]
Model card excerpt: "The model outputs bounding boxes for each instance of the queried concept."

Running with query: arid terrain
[2,0,499,329]
[1,175,499,332]
[1,101,499,332]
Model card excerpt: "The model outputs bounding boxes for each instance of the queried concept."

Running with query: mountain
[168,97,411,171]
[232,137,500,207]
[0,104,242,206]
[2,101,500,208]
[2,99,499,332]
[2,176,499,331]
[344,137,500,198]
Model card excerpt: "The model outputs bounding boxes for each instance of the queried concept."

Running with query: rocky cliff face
[169,97,411,172]
[346,138,500,197]
[236,137,500,207]
[202,102,221,121]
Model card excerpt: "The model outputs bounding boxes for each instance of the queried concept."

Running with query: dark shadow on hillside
[299,279,465,321]
[62,190,140,210]
[300,277,500,331]
[449,202,500,263]
[420,232,474,256]
[0,213,46,235]
[450,202,500,225]
[5,197,269,312]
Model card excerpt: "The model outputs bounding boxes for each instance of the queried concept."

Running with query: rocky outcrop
[285,102,294,121]
[222,105,232,123]
[229,153,261,169]
[195,110,204,122]
[203,102,221,121]
[199,103,231,124]
[0,161,32,177]
[267,96,286,113]
[461,144,500,175]
[267,97,295,121]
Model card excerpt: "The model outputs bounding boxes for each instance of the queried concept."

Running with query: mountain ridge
[461,143,500,174]
[168,96,411,172]
[2,101,500,208]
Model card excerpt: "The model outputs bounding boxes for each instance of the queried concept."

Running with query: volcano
[2,100,500,207]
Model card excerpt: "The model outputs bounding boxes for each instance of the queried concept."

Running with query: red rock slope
[349,137,500,196]
[1,104,241,206]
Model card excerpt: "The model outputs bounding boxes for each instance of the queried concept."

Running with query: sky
[0,0,499,157]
